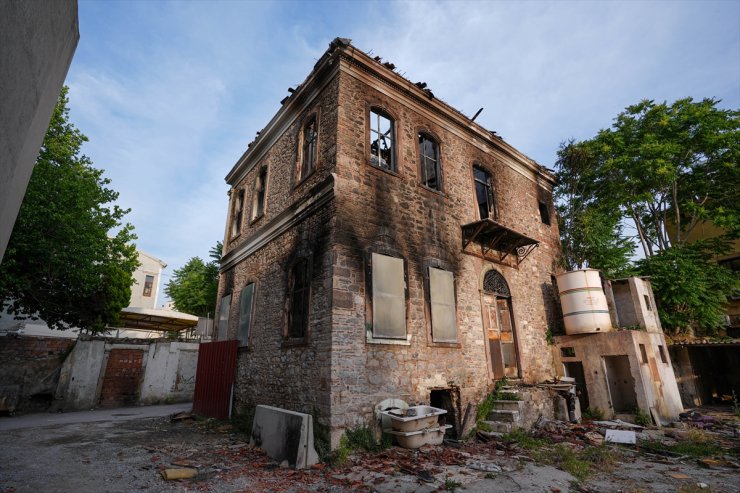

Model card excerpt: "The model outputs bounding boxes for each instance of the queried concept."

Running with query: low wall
[0,335,76,413]
[55,338,199,411]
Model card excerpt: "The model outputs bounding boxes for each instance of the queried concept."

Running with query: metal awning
[461,218,539,265]
[117,307,199,332]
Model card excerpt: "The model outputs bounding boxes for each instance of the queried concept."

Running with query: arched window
[483,270,510,297]
[251,166,267,221]
[299,115,317,180]
[419,132,441,191]
[369,109,395,171]
[473,165,496,220]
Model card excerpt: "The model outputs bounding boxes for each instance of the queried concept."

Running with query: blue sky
[65,0,740,305]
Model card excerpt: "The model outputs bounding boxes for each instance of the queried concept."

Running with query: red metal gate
[192,340,238,420]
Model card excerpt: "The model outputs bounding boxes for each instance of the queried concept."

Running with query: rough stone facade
[217,39,562,446]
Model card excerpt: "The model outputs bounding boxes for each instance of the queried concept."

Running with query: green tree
[555,98,739,335]
[0,87,138,332]
[165,241,222,317]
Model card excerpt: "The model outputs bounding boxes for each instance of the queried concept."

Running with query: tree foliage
[0,87,138,332]
[165,242,222,317]
[555,98,739,335]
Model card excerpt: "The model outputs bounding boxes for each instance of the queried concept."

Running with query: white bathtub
[379,405,447,432]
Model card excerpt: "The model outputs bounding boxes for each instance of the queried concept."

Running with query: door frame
[480,268,522,381]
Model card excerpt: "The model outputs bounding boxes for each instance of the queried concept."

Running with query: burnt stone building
[216,38,562,445]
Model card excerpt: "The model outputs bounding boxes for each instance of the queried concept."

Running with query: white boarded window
[372,253,406,338]
[216,293,231,341]
[429,267,457,342]
[238,283,255,347]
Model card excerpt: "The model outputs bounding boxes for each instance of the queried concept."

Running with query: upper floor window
[473,165,496,220]
[251,166,267,221]
[230,189,245,237]
[538,201,551,225]
[216,293,232,341]
[299,116,318,181]
[143,275,154,297]
[238,283,255,347]
[287,258,311,340]
[369,109,395,171]
[419,133,441,191]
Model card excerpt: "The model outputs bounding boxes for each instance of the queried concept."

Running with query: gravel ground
[0,410,738,493]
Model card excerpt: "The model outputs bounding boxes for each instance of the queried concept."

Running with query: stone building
[216,38,562,445]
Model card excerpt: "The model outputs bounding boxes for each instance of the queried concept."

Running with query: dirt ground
[0,409,738,493]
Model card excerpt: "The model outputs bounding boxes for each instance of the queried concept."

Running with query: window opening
[371,253,406,338]
[238,283,255,347]
[483,269,518,378]
[369,109,395,171]
[538,201,551,225]
[217,293,231,341]
[643,295,651,311]
[560,347,576,358]
[419,133,441,190]
[287,258,310,339]
[473,165,496,220]
[429,267,456,342]
[143,275,154,297]
[639,344,648,364]
[252,166,267,220]
[300,116,317,180]
[231,189,245,237]
[658,345,668,364]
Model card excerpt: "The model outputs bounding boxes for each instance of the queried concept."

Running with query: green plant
[502,428,548,450]
[633,408,651,427]
[472,377,516,436]
[230,407,255,435]
[311,408,332,463]
[640,429,721,458]
[443,478,462,491]
[582,407,605,421]
[498,392,520,401]
[328,425,391,465]
[545,327,555,346]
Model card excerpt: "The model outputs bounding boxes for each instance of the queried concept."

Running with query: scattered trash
[170,411,194,422]
[468,461,502,473]
[161,468,198,480]
[605,430,636,444]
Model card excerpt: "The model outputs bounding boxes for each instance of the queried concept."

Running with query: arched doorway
[482,270,520,379]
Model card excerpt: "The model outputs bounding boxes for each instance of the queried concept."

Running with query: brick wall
[0,336,76,413]
[98,348,145,408]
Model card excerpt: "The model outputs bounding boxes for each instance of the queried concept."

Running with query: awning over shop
[461,218,539,265]
[118,307,199,332]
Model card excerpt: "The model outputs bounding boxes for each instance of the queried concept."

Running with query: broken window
[538,201,551,225]
[658,345,668,364]
[371,253,406,339]
[251,166,267,221]
[299,115,317,181]
[419,133,441,191]
[369,109,395,171]
[287,258,311,340]
[230,189,245,237]
[238,283,255,347]
[217,293,231,341]
[429,267,457,342]
[643,295,652,311]
[560,347,576,358]
[639,344,648,364]
[473,165,496,220]
[142,275,154,297]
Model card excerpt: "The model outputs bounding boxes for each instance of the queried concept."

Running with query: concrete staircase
[479,387,524,437]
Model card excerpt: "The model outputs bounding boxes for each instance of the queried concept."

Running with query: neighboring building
[0,0,79,262]
[215,38,562,445]
[128,250,167,310]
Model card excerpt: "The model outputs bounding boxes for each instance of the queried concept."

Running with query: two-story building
[216,38,563,445]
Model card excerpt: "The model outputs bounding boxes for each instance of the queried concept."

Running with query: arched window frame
[296,111,319,184]
[367,106,397,173]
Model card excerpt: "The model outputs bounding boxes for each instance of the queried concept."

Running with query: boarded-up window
[429,267,456,342]
[288,259,310,339]
[217,293,231,341]
[372,253,405,338]
[238,283,255,347]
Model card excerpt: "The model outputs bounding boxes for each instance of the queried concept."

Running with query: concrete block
[250,405,319,469]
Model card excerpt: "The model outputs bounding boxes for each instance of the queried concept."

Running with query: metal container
[556,269,612,334]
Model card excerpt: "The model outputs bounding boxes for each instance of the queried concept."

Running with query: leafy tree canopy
[0,87,138,332]
[555,98,739,335]
[165,242,222,317]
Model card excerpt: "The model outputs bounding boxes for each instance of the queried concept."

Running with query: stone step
[481,420,512,433]
[491,400,523,411]
[487,409,520,423]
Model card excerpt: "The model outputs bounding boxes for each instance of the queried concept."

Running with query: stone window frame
[216,291,233,341]
[364,246,411,346]
[422,258,461,348]
[294,109,321,188]
[416,127,445,195]
[250,165,268,224]
[538,200,551,225]
[471,162,498,221]
[237,280,258,349]
[283,255,313,346]
[142,274,154,297]
[365,103,400,176]
[229,188,246,240]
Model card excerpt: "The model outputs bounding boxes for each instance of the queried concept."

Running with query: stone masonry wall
[328,66,561,441]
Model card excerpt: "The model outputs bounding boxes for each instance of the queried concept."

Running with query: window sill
[281,338,308,348]
[418,183,445,198]
[229,232,242,243]
[367,161,400,178]
[293,167,317,191]
[249,214,264,227]
[366,331,411,345]
[429,341,461,349]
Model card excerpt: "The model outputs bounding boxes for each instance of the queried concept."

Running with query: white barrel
[556,269,612,334]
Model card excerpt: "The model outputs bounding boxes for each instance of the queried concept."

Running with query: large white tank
[556,269,612,334]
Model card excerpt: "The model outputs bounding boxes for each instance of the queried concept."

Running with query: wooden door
[483,294,505,378]
[496,298,519,378]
